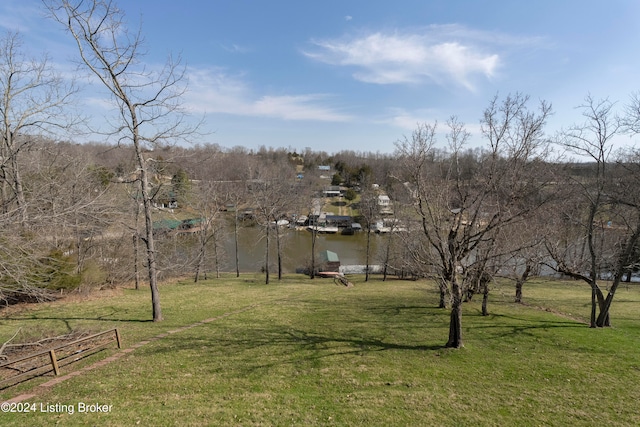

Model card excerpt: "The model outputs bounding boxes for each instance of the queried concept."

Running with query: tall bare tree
[584,92,640,326]
[45,0,199,321]
[546,96,623,327]
[595,154,640,326]
[358,183,380,282]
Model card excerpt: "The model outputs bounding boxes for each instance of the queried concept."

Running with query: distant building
[323,186,344,197]
[325,215,352,228]
[318,165,331,171]
[378,195,391,207]
[377,194,393,214]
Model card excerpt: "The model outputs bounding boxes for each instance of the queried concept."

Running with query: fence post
[114,328,122,349]
[49,350,60,376]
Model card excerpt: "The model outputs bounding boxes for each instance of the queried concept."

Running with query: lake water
[218,225,386,273]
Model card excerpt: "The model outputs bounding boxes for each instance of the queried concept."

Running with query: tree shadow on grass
[141,324,446,375]
[3,307,153,324]
[366,304,444,318]
[283,328,443,352]
[469,313,588,340]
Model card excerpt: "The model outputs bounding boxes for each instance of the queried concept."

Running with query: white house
[377,194,393,215]
[377,195,390,207]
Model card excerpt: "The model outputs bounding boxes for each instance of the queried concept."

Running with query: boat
[306,225,339,234]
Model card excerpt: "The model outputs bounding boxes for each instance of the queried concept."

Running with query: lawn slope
[1,276,639,426]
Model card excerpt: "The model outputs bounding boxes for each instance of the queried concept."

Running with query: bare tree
[201,149,251,278]
[358,183,380,282]
[0,140,118,304]
[45,0,200,321]
[397,94,552,348]
[496,219,544,304]
[297,173,324,280]
[0,31,79,223]
[227,183,247,278]
[622,91,640,135]
[585,93,640,326]
[546,95,622,327]
[192,180,228,282]
[378,206,406,281]
[306,197,322,279]
[250,160,296,283]
[595,155,640,326]
[394,123,449,305]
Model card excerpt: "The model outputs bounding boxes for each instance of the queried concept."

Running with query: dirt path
[4,304,258,404]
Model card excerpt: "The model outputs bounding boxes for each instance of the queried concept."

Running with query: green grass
[1,275,639,426]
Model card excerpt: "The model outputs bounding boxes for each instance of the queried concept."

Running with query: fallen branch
[0,328,22,360]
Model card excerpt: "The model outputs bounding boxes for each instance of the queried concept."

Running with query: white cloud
[220,43,251,54]
[379,108,437,130]
[252,94,351,121]
[379,107,483,142]
[304,25,510,90]
[344,16,353,22]
[183,67,352,122]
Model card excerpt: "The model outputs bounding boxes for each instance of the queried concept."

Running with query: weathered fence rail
[0,328,121,389]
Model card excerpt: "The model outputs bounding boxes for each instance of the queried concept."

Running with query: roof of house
[326,215,352,221]
[321,250,339,262]
[153,219,182,230]
[153,217,204,230]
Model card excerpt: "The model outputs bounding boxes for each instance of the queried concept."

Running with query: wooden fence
[0,328,121,389]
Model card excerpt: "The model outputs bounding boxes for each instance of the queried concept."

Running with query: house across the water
[319,250,340,272]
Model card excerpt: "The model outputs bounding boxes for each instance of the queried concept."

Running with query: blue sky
[2,1,640,154]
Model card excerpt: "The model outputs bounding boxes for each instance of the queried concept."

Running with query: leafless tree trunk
[275,222,283,280]
[133,233,140,290]
[514,263,531,304]
[309,219,318,279]
[447,272,463,348]
[224,184,246,278]
[133,190,141,290]
[264,223,271,284]
[234,211,240,278]
[382,230,392,281]
[358,181,380,282]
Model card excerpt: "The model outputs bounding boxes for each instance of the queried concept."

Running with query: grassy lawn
[1,275,639,426]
